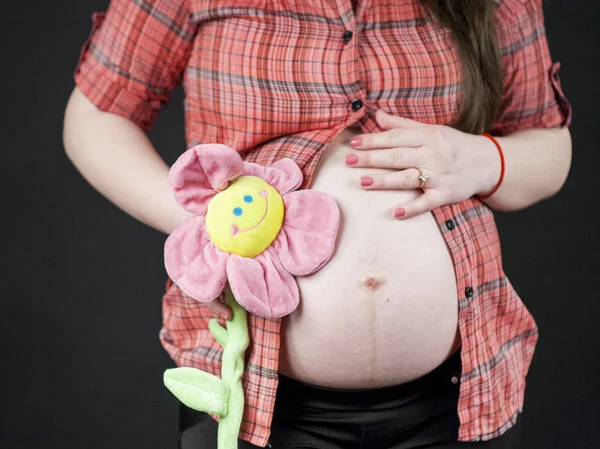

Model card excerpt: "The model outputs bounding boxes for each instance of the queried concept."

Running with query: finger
[360,168,422,190]
[393,190,440,220]
[345,147,422,169]
[375,109,428,130]
[352,128,427,150]
[206,296,233,320]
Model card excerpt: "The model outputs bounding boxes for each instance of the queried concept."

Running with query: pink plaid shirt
[74,0,571,446]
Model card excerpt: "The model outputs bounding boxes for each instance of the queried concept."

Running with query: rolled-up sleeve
[74,0,196,131]
[490,0,572,136]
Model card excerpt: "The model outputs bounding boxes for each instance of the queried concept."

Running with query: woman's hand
[345,109,500,219]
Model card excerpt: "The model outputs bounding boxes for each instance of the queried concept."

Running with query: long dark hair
[421,0,503,134]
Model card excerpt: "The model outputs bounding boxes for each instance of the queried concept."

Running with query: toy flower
[164,144,340,318]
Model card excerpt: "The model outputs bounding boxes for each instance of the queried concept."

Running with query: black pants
[179,350,522,448]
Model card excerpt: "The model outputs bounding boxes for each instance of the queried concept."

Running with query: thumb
[206,294,233,320]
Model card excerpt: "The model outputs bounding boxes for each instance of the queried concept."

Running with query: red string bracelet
[477,133,505,199]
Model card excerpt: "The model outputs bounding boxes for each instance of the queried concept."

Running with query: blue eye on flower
[243,195,253,203]
[233,207,243,216]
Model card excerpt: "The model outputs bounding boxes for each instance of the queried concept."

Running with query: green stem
[213,291,249,449]
[163,291,249,449]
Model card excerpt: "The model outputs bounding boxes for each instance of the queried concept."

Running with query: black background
[2,1,598,448]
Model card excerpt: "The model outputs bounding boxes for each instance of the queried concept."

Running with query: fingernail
[361,176,373,187]
[345,154,359,165]
[350,137,363,147]
[394,208,406,218]
[219,312,229,321]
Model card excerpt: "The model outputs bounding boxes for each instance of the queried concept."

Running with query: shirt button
[445,219,456,230]
[343,30,353,43]
[351,99,363,112]
[465,286,474,298]
[451,376,459,385]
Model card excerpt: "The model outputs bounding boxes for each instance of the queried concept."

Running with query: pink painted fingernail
[350,137,363,147]
[346,154,359,165]
[219,312,230,321]
[394,208,406,218]
[361,176,374,187]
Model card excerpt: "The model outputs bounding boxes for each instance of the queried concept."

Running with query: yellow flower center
[205,176,284,258]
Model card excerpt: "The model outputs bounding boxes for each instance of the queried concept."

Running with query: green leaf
[163,367,229,416]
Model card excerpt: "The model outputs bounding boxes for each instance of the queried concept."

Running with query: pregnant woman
[63,0,572,448]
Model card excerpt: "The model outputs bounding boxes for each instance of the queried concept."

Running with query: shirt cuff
[73,12,161,132]
[492,62,573,136]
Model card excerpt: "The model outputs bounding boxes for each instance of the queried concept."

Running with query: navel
[363,276,384,291]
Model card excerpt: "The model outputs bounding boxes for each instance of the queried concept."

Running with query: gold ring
[417,168,429,189]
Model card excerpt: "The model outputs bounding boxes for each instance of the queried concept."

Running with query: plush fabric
[205,176,285,258]
[164,291,249,449]
[164,143,340,318]
[163,143,340,449]
[164,216,229,303]
[273,190,340,276]
[242,159,303,195]
[227,251,300,318]
[169,144,245,215]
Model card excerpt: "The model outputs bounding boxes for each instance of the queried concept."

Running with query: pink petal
[164,216,229,302]
[273,190,340,276]
[243,159,303,195]
[226,250,299,318]
[169,144,245,215]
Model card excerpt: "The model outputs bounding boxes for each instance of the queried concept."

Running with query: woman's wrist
[474,134,504,198]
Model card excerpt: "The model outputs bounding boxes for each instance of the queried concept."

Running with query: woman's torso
[180,0,472,388]
[278,124,461,388]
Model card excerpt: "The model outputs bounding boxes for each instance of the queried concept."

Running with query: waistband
[277,349,462,405]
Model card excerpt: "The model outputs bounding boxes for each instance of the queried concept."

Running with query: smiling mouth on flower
[231,190,269,236]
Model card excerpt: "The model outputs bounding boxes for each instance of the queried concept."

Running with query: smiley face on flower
[206,176,284,258]
[164,144,340,318]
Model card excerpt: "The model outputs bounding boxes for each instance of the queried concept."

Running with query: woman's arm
[63,87,193,234]
[64,88,233,318]
[477,127,572,212]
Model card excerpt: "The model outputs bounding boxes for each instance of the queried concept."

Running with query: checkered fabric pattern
[74,0,571,445]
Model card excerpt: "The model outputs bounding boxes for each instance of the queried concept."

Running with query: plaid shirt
[75,0,571,446]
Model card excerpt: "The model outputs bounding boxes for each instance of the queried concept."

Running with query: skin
[349,110,573,218]
[63,87,572,320]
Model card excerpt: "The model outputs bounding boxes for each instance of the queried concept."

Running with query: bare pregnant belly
[278,126,461,388]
